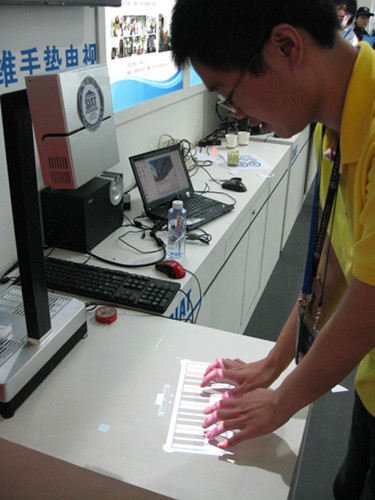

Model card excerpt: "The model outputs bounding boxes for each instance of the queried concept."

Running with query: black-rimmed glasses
[217,70,246,113]
[217,37,266,113]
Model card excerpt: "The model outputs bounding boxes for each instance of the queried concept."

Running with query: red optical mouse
[155,260,186,279]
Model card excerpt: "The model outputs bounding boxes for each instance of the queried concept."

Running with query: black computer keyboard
[44,257,180,314]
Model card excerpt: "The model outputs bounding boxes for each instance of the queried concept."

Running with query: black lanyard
[302,131,341,295]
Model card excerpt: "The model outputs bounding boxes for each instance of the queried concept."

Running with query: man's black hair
[171,0,341,75]
[334,0,357,19]
[346,0,357,24]
[347,0,357,16]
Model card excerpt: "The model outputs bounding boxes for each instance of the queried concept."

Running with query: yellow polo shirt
[315,42,375,415]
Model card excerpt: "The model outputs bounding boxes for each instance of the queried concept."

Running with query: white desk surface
[0,312,306,499]
[0,139,304,498]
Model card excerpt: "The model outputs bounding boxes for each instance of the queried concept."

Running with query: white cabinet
[241,188,268,327]
[196,146,291,334]
[197,228,248,332]
[197,183,270,333]
[250,127,311,249]
[186,140,294,334]
[260,171,288,289]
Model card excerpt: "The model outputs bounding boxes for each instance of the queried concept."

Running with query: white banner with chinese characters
[0,7,98,94]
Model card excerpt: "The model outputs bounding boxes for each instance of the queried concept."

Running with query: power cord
[0,260,19,284]
[174,267,203,325]
[87,220,167,269]
[87,244,166,269]
[178,289,195,324]
[184,268,202,323]
[186,228,212,245]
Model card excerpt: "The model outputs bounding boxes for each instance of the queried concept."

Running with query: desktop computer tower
[41,173,124,252]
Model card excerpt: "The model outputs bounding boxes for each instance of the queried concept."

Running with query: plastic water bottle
[167,200,187,258]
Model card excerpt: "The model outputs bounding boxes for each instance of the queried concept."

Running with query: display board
[103,0,182,112]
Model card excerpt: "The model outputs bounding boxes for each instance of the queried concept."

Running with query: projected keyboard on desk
[44,257,180,314]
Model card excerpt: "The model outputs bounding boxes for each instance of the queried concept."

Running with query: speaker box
[41,174,123,252]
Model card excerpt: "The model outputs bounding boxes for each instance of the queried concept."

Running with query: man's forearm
[265,300,299,379]
[275,276,375,418]
[265,235,349,384]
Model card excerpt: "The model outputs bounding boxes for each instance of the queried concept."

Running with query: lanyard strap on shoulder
[301,129,340,295]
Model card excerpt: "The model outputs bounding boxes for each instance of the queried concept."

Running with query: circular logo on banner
[77,76,104,132]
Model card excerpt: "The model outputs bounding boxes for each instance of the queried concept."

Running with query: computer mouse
[222,177,247,192]
[155,260,186,279]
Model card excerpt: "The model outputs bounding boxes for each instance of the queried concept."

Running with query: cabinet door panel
[198,235,248,333]
[242,207,267,321]
[261,173,288,288]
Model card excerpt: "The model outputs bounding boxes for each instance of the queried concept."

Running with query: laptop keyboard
[184,196,220,214]
[153,196,221,219]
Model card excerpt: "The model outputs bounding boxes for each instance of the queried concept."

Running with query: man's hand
[200,357,279,396]
[201,388,290,449]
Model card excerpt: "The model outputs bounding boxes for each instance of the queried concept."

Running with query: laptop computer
[129,144,234,229]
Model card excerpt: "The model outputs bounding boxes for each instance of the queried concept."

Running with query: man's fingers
[217,429,249,449]
[202,399,238,427]
[200,368,225,387]
[203,357,225,376]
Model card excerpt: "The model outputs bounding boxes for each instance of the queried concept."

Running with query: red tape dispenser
[95,306,117,324]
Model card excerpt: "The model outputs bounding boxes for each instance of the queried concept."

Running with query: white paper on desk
[228,153,272,175]
[195,151,272,176]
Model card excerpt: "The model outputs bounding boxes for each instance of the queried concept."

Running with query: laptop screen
[130,145,193,210]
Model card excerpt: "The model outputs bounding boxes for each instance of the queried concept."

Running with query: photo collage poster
[105,0,182,112]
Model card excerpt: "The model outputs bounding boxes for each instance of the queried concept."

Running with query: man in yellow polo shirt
[172,0,375,497]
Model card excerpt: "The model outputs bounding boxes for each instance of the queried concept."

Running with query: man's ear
[269,24,303,69]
